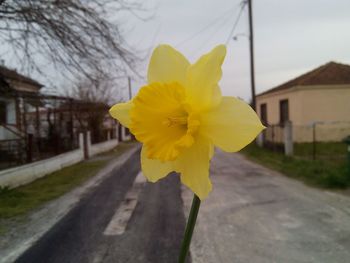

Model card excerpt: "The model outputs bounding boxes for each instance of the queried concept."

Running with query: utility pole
[127,76,132,100]
[247,0,256,111]
[127,76,134,140]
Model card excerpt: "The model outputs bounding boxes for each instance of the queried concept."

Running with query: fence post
[312,123,316,161]
[256,133,264,147]
[79,132,84,154]
[87,131,91,156]
[284,121,293,156]
[81,131,91,159]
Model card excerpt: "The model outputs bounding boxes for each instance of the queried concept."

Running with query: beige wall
[256,85,350,142]
[256,86,304,125]
[299,85,350,123]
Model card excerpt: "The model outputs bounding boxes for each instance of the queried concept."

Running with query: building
[0,65,43,141]
[256,62,350,142]
[0,65,121,170]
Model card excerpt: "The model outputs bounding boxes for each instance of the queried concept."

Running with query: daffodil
[110,44,264,200]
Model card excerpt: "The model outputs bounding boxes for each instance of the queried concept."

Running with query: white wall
[6,100,16,124]
[0,149,84,188]
[0,98,18,140]
[0,132,120,189]
[90,139,119,157]
[121,127,131,141]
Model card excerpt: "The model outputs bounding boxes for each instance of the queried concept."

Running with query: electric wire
[225,1,247,45]
[175,5,237,48]
[189,10,236,59]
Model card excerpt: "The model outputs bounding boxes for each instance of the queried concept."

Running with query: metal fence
[293,122,349,162]
[0,138,26,170]
[261,124,285,153]
[260,121,350,162]
[0,92,117,171]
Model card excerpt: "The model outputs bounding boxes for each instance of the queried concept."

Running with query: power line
[225,1,247,45]
[189,10,235,58]
[175,5,237,48]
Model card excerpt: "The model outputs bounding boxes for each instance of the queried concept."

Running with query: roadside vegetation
[241,142,349,189]
[0,143,133,223]
[294,142,346,162]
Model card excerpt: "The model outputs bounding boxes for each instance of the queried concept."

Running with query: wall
[0,98,18,140]
[6,99,16,124]
[295,85,350,142]
[256,87,304,125]
[256,85,350,142]
[89,139,119,157]
[0,132,121,189]
[299,85,350,124]
[0,149,84,188]
[121,127,131,142]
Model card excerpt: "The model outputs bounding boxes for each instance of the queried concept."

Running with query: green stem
[178,194,201,263]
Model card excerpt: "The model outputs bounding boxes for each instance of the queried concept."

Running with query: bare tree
[65,70,123,143]
[69,70,122,105]
[0,0,147,81]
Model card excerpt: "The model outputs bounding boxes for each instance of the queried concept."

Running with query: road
[183,150,350,263]
[15,151,187,263]
[14,149,350,263]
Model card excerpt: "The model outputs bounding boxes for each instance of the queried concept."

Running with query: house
[0,65,43,141]
[256,62,350,142]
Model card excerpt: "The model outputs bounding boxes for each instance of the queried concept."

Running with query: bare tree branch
[0,0,148,83]
[65,69,124,105]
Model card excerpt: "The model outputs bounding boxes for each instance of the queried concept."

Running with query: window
[279,99,289,125]
[260,103,267,125]
[0,101,6,124]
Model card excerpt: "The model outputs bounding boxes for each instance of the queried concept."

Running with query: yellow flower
[110,44,264,200]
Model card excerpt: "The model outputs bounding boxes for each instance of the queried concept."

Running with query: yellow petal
[148,45,190,86]
[209,144,215,159]
[200,96,265,152]
[174,135,212,200]
[109,100,133,128]
[141,146,174,182]
[186,45,226,110]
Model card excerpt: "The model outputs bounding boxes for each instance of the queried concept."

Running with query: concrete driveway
[182,150,350,263]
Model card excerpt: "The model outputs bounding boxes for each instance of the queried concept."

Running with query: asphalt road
[15,151,187,263]
[14,148,350,263]
[183,150,350,263]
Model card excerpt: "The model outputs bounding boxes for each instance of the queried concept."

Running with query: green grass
[0,161,107,220]
[241,143,350,189]
[294,142,346,161]
[0,144,131,221]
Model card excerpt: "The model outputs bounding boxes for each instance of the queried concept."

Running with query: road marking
[103,172,146,236]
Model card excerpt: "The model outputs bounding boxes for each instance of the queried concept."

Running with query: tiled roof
[0,65,42,88]
[258,61,350,96]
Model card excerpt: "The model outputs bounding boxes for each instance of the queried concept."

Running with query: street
[14,149,350,263]
[15,150,186,263]
[183,150,350,263]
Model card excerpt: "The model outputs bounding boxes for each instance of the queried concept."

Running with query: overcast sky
[124,0,350,102]
[1,1,349,102]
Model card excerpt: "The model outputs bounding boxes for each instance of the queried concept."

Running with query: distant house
[0,65,120,169]
[256,62,350,142]
[0,65,43,141]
